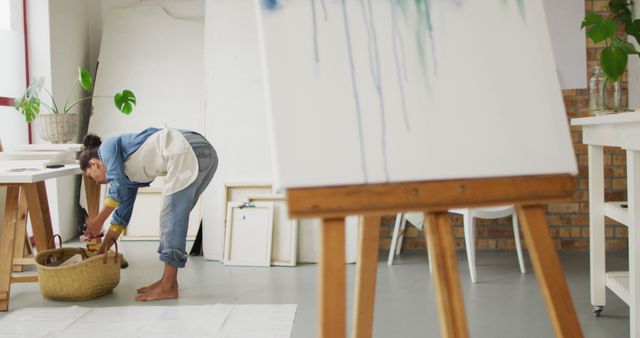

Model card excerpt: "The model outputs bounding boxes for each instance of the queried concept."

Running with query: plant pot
[37,113,79,144]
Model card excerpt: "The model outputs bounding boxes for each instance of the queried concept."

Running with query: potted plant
[582,0,640,82]
[582,0,640,112]
[13,67,136,143]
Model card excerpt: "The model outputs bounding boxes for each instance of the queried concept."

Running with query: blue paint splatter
[341,0,369,182]
[501,0,526,21]
[361,0,390,181]
[263,0,279,10]
[320,0,328,21]
[391,0,410,131]
[415,0,438,86]
[311,0,320,62]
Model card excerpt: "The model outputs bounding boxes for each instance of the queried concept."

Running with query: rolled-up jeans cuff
[159,249,188,268]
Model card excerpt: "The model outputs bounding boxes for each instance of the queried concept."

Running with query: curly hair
[79,134,102,171]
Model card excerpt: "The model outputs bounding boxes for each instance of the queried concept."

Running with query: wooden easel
[286,174,583,338]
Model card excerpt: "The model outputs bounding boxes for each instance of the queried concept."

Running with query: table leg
[352,216,381,338]
[0,186,20,311]
[84,175,100,219]
[11,191,28,272]
[320,217,346,338]
[517,205,583,337]
[22,182,53,252]
[627,150,640,337]
[424,211,469,338]
[588,145,606,313]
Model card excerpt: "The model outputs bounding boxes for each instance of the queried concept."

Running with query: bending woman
[80,127,217,301]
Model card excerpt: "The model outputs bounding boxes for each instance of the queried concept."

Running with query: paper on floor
[0,304,297,338]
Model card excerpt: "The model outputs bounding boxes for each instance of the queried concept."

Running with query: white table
[0,161,82,311]
[571,112,640,337]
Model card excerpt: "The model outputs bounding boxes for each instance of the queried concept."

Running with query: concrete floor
[0,241,631,338]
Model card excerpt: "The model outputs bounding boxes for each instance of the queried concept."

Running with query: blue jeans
[158,132,217,268]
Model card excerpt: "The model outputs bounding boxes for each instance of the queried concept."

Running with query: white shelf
[606,271,630,305]
[604,201,630,227]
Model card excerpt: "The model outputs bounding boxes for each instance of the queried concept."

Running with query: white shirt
[124,128,198,195]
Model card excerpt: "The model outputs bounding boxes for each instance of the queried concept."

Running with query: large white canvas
[89,5,204,137]
[256,0,577,189]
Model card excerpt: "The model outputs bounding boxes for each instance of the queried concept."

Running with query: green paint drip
[414,0,431,89]
[516,0,526,21]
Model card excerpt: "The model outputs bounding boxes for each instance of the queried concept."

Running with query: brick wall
[379,0,630,253]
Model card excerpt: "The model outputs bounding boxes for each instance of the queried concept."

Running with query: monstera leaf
[18,97,41,123]
[114,90,136,115]
[78,67,93,92]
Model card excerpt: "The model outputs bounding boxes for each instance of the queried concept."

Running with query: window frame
[0,0,30,142]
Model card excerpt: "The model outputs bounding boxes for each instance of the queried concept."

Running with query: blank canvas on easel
[255,0,577,189]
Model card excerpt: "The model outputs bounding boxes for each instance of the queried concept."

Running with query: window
[0,1,10,31]
[0,0,28,146]
[0,0,25,99]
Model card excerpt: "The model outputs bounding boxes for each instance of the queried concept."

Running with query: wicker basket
[35,242,122,301]
[37,113,79,144]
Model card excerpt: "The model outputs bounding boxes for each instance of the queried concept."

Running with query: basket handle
[49,234,62,249]
[45,234,64,265]
[102,238,119,265]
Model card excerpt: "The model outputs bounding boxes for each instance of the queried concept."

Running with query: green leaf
[78,67,93,92]
[20,97,41,124]
[612,37,639,54]
[609,0,631,17]
[600,46,628,81]
[587,18,618,44]
[25,77,44,98]
[628,19,640,45]
[114,89,136,115]
[581,12,602,29]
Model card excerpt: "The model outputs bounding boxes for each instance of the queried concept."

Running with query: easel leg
[23,182,53,252]
[12,191,28,272]
[424,212,469,338]
[319,217,346,338]
[516,205,583,338]
[352,216,381,338]
[0,186,20,311]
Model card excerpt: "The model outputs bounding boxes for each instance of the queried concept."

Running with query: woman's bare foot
[136,263,179,301]
[136,280,162,294]
[135,282,178,301]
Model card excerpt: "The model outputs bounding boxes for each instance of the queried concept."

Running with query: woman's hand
[84,217,103,238]
[84,205,116,240]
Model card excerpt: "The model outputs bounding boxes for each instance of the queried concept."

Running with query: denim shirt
[99,127,161,227]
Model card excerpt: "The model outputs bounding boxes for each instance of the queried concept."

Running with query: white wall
[23,0,90,240]
[203,0,274,260]
[87,0,204,76]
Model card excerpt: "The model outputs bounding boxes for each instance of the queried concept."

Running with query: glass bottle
[589,65,622,115]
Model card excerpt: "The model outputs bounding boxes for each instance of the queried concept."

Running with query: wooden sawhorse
[0,182,54,311]
[0,175,100,311]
